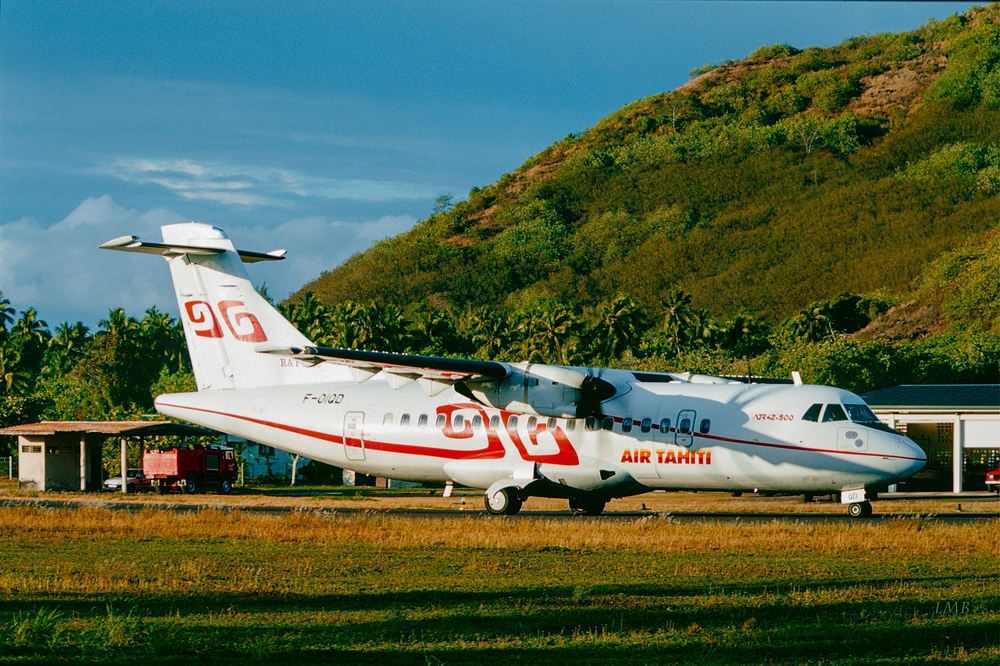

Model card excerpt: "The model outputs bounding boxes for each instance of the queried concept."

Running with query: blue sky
[0,1,980,328]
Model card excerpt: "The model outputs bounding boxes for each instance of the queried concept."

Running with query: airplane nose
[898,435,927,478]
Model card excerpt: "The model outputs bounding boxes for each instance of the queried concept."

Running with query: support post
[290,454,300,486]
[120,436,128,495]
[952,418,963,494]
[79,435,87,491]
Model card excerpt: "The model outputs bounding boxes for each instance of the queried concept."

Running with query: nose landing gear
[847,501,873,518]
[485,486,523,515]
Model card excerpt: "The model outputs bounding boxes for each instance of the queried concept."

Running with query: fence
[0,456,16,480]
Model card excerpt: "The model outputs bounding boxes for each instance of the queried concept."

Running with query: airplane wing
[99,235,286,263]
[257,345,510,394]
[258,344,617,415]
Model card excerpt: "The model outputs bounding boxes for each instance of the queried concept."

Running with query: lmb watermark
[934,601,972,614]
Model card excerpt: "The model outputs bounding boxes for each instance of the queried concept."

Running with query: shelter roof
[0,421,218,437]
[862,385,1000,410]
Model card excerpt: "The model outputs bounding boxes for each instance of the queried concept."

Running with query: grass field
[0,506,996,665]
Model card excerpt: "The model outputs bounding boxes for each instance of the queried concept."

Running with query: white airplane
[101,223,926,517]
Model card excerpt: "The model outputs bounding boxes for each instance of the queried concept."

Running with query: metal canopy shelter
[863,385,1000,493]
[0,421,219,493]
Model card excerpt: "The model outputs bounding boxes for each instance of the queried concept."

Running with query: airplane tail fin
[102,222,334,390]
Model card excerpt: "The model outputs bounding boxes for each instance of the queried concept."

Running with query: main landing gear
[847,501,873,518]
[569,497,607,516]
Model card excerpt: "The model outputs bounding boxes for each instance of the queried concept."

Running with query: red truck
[143,445,237,494]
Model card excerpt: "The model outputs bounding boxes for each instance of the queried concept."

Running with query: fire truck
[143,445,237,494]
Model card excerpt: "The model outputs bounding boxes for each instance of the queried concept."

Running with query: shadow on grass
[0,574,977,617]
[2,582,996,665]
[2,622,997,666]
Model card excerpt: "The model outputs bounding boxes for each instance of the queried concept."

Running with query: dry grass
[1,505,996,664]
[0,505,995,555]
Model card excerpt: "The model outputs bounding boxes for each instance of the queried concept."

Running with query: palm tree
[792,305,833,343]
[658,288,694,355]
[0,343,30,397]
[0,291,13,336]
[589,295,648,361]
[288,292,331,344]
[686,308,718,348]
[8,307,50,373]
[141,307,186,372]
[98,308,140,338]
[43,321,91,376]
[462,306,512,360]
[519,303,581,365]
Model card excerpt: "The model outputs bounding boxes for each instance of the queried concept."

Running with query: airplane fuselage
[156,368,926,500]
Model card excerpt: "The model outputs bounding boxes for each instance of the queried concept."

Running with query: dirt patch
[853,298,949,341]
[852,53,947,118]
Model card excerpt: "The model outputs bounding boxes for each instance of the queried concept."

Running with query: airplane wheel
[485,487,522,515]
[848,501,872,518]
[569,497,606,516]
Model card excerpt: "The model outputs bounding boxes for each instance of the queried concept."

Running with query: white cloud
[0,196,187,326]
[0,196,419,327]
[357,215,418,241]
[98,158,438,207]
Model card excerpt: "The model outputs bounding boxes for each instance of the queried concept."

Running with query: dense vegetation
[301,6,998,321]
[290,5,999,378]
[1,7,997,452]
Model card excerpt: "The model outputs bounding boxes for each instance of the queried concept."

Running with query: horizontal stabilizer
[99,235,286,263]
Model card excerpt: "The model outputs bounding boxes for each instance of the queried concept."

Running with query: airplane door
[675,410,696,448]
[344,412,366,461]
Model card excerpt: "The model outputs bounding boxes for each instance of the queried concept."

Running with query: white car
[104,468,152,492]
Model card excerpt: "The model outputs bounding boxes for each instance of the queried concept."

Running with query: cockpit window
[845,404,879,423]
[802,404,822,422]
[821,404,848,422]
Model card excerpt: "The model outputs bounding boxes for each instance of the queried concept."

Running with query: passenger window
[527,416,537,430]
[507,415,518,429]
[802,404,822,422]
[383,413,393,426]
[418,414,428,429]
[822,404,848,422]
[699,419,711,434]
[602,417,614,431]
[640,417,652,433]
[454,414,464,428]
[435,414,446,428]
[659,418,671,433]
[585,416,598,431]
[547,417,557,430]
[489,415,501,430]
[565,420,576,432]
[679,418,691,434]
[472,415,482,430]
[400,414,410,427]
[622,417,633,433]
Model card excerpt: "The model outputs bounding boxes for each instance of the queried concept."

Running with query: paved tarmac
[1,496,995,523]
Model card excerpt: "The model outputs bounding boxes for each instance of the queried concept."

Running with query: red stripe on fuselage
[157,402,923,464]
[156,402,506,460]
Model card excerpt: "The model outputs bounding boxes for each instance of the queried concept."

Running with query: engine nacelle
[466,363,616,418]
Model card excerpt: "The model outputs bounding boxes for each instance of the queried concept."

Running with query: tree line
[2,283,997,456]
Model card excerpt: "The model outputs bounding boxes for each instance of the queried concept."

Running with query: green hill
[276,5,1000,392]
[297,5,998,329]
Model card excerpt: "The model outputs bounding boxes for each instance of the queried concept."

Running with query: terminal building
[862,384,1000,493]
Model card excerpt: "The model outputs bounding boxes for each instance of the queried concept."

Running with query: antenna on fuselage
[791,371,803,386]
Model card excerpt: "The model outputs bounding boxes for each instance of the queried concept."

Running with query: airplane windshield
[843,403,900,434]
[844,404,879,423]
